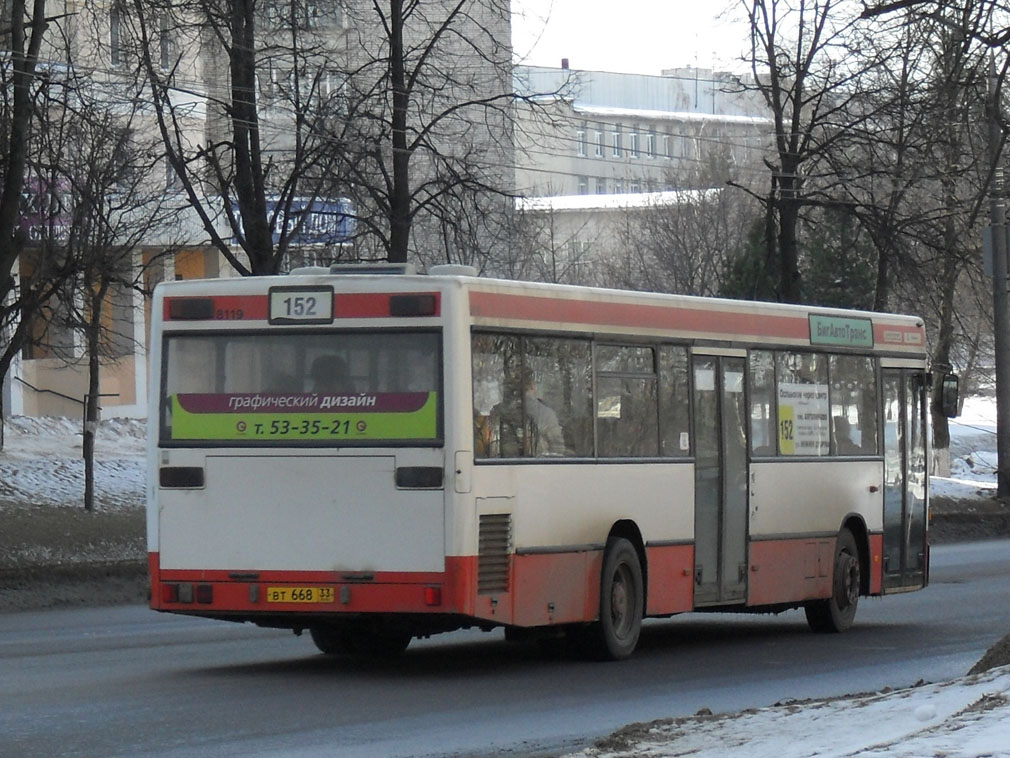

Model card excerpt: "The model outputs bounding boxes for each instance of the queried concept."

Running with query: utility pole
[987,54,1010,498]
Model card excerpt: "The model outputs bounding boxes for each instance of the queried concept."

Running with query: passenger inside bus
[833,416,860,455]
[310,355,354,393]
[490,378,567,456]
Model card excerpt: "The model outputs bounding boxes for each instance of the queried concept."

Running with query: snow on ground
[0,415,146,509]
[934,395,999,500]
[571,666,1010,758]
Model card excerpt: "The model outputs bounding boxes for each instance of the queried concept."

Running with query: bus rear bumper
[148,552,475,617]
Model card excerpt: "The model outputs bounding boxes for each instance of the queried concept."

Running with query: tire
[309,623,350,655]
[805,528,861,633]
[343,621,412,658]
[578,537,644,660]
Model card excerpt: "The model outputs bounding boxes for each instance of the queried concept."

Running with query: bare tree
[846,2,1000,449]
[320,0,516,266]
[623,149,763,297]
[739,0,879,302]
[57,99,180,510]
[116,0,349,275]
[0,0,87,447]
[120,0,516,275]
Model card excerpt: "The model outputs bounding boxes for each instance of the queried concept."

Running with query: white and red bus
[147,264,957,659]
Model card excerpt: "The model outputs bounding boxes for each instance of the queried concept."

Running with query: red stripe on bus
[868,533,883,595]
[164,293,441,321]
[150,553,469,615]
[163,295,267,321]
[747,538,835,606]
[645,544,695,615]
[470,291,809,340]
[875,322,925,347]
[335,292,441,318]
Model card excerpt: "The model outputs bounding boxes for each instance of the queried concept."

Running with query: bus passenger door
[692,356,749,606]
[882,370,928,590]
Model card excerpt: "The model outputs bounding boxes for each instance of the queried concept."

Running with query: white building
[510,64,773,285]
[3,0,513,420]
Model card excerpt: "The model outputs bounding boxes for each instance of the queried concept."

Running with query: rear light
[424,587,442,606]
[395,466,443,488]
[167,297,215,320]
[161,583,212,604]
[159,466,205,488]
[389,294,437,317]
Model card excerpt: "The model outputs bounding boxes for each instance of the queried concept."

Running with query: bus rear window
[160,331,442,446]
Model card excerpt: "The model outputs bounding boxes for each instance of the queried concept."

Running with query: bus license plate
[266,586,336,604]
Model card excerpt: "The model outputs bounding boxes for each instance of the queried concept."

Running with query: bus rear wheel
[310,623,350,655]
[310,621,411,657]
[805,528,860,633]
[576,537,644,660]
[343,621,412,658]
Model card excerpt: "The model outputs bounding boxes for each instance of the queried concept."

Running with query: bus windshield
[160,330,441,446]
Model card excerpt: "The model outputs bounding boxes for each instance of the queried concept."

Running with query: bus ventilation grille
[478,514,512,594]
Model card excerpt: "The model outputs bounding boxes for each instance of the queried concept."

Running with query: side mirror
[939,373,959,418]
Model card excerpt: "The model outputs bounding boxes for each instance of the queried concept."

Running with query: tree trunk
[83,285,108,512]
[929,197,959,453]
[0,1,49,436]
[777,194,802,303]
[388,0,411,263]
[230,0,274,273]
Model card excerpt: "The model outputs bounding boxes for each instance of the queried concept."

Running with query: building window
[306,2,321,27]
[159,14,173,71]
[630,181,641,193]
[614,179,623,194]
[594,129,604,158]
[596,177,607,194]
[110,5,123,65]
[630,131,639,159]
[611,127,621,157]
[646,132,656,158]
[663,134,671,159]
[578,176,589,195]
[576,128,586,157]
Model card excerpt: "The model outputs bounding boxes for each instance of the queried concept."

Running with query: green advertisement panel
[809,315,874,348]
[170,392,438,442]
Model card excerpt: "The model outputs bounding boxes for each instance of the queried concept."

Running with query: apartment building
[512,64,773,284]
[3,0,513,419]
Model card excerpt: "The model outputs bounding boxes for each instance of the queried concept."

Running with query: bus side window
[749,350,776,456]
[472,333,523,458]
[829,355,877,455]
[659,345,690,457]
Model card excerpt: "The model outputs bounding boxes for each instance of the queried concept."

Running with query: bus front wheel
[805,528,860,633]
[577,537,644,660]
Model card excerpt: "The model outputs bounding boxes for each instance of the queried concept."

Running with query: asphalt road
[2,539,1008,758]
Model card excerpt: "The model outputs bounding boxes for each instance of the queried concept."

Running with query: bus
[147,264,958,660]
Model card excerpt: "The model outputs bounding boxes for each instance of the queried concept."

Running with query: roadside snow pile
[574,666,1010,758]
[0,416,145,510]
[933,396,998,500]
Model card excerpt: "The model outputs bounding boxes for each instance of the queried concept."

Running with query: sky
[511,0,752,76]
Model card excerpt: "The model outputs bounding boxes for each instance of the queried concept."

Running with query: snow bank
[933,396,998,500]
[574,666,1010,758]
[0,416,145,510]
